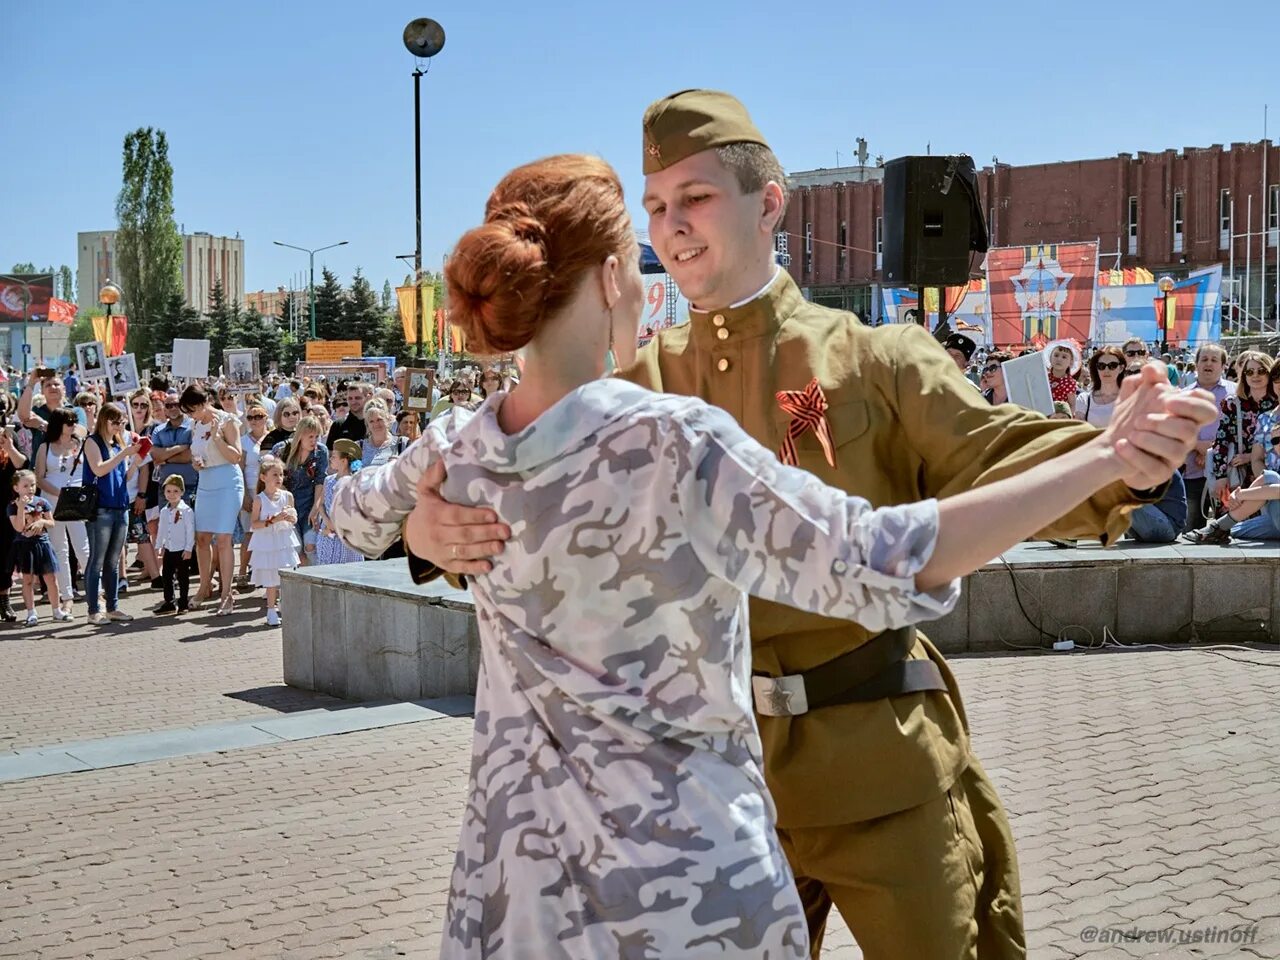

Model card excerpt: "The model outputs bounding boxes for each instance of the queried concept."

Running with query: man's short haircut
[348,381,375,397]
[715,142,788,227]
[1195,343,1228,365]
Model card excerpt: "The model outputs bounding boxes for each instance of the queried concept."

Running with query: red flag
[48,298,77,326]
[108,315,128,357]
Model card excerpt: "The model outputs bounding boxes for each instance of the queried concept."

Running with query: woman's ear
[600,255,622,310]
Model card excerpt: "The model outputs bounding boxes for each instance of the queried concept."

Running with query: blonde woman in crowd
[360,400,407,468]
[272,415,327,563]
[262,397,301,452]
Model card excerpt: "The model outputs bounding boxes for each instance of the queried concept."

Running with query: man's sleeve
[889,324,1145,545]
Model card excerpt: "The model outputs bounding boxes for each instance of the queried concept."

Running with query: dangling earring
[603,308,618,375]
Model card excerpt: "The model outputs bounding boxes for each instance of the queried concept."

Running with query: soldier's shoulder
[785,302,927,359]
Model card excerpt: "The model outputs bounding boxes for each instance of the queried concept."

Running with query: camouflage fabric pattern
[330,379,958,958]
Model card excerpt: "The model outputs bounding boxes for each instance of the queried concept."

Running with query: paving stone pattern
[2,589,1279,958]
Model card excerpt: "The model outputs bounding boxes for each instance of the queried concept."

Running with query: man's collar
[687,269,798,349]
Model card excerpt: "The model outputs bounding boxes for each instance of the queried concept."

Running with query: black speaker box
[881,155,988,288]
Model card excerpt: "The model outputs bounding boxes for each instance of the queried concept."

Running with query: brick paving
[0,576,340,752]
[2,591,1279,959]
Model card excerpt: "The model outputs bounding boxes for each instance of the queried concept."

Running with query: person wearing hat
[1043,339,1082,407]
[400,89,1212,960]
[941,330,979,373]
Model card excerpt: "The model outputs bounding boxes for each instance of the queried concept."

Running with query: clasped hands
[1094,362,1219,490]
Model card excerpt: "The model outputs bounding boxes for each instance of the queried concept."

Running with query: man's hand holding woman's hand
[1096,362,1218,490]
[405,461,510,576]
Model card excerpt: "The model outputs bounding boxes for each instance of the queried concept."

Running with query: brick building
[781,141,1280,324]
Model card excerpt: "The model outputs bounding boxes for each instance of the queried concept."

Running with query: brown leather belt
[751,626,948,717]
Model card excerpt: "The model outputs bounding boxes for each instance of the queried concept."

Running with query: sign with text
[305,340,362,363]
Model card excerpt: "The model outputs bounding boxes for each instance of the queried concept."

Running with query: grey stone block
[63,723,283,770]
[419,606,481,699]
[966,568,1046,652]
[343,589,424,702]
[1273,567,1280,643]
[280,573,314,690]
[922,582,969,655]
[1117,565,1194,643]
[0,750,92,783]
[1037,566,1119,642]
[1192,565,1272,642]
[309,577,350,699]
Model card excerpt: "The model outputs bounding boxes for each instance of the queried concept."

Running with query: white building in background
[77,230,245,314]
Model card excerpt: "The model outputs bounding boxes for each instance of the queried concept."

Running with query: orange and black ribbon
[776,378,836,469]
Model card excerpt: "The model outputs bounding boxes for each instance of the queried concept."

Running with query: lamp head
[1157,275,1175,294]
[98,280,122,306]
[403,18,445,58]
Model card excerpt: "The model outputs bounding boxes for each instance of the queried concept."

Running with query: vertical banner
[986,242,1099,347]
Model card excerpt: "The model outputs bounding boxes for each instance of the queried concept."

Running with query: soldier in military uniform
[403,91,1209,959]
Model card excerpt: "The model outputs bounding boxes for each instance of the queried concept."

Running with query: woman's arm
[34,444,57,498]
[330,429,439,558]
[676,368,1213,629]
[215,418,244,466]
[8,508,22,535]
[85,438,133,477]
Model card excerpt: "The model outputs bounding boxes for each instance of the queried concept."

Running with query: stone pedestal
[281,560,480,701]
[283,543,1279,702]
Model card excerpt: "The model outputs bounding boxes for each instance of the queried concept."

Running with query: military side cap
[642,89,769,175]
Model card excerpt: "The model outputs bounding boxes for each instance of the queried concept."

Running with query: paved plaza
[2,582,1278,959]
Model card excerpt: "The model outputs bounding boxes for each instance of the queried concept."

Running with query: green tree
[67,308,104,351]
[381,279,393,312]
[115,127,183,359]
[56,265,74,303]
[312,267,346,342]
[343,269,385,354]
[152,291,204,349]
[237,307,285,369]
[205,278,248,369]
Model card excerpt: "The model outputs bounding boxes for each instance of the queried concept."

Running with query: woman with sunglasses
[1186,352,1278,543]
[124,390,161,589]
[33,408,88,620]
[478,367,506,399]
[261,398,301,452]
[1075,347,1126,426]
[979,351,1011,405]
[182,385,245,614]
[448,379,476,411]
[82,404,143,624]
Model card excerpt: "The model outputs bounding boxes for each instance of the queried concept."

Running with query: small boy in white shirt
[154,476,196,614]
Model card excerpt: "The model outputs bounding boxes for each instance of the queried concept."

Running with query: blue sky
[3,0,1277,297]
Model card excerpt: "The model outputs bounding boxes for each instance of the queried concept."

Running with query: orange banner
[48,298,77,326]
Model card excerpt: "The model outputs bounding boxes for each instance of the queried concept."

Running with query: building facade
[77,230,246,315]
[781,140,1280,324]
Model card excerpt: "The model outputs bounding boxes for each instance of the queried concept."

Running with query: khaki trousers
[778,757,1026,960]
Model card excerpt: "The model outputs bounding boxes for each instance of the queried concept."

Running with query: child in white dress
[248,458,300,626]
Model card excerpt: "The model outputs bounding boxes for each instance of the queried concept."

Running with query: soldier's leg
[776,828,834,960]
[783,773,1025,960]
[959,756,1027,958]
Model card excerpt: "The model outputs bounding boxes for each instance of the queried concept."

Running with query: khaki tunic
[621,272,1140,829]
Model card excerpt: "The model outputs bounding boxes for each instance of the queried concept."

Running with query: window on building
[1127,197,1138,254]
[875,216,883,270]
[804,222,813,275]
[1172,191,1184,253]
[1220,188,1231,250]
[838,220,847,274]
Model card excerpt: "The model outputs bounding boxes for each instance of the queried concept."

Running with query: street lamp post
[1157,275,1175,356]
[272,240,348,339]
[402,18,446,361]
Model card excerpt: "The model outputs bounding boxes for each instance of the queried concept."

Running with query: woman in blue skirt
[182,386,244,615]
